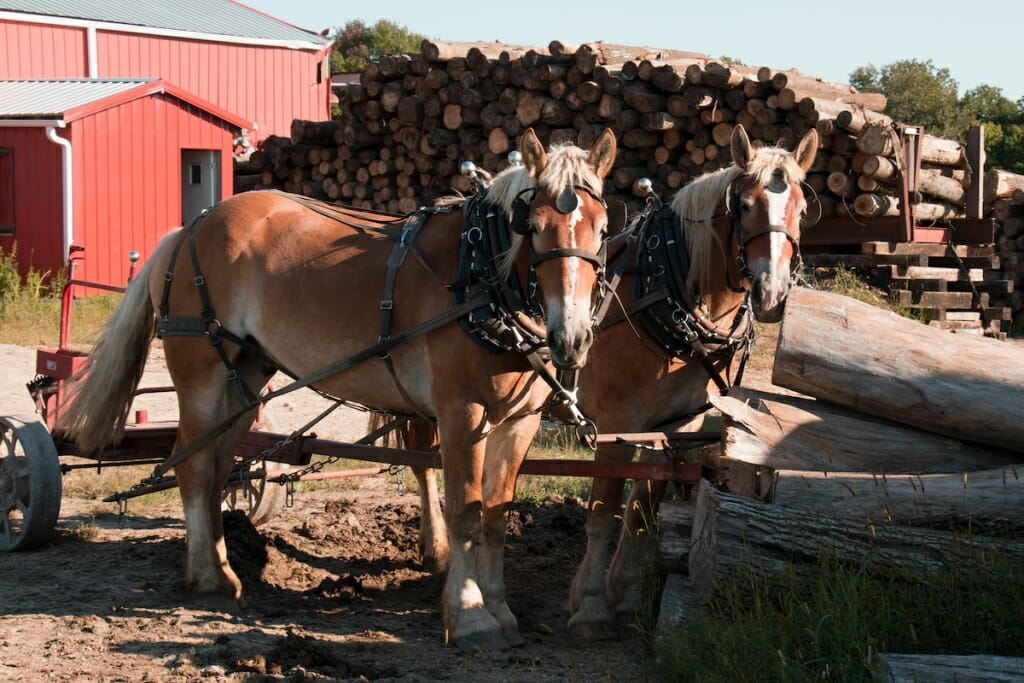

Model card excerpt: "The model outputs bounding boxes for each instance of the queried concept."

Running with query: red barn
[0,1,332,286]
[0,78,252,284]
[0,1,332,144]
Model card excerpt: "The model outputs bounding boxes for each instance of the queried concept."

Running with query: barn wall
[0,20,85,79]
[95,32,328,143]
[0,126,63,280]
[0,18,330,142]
[71,93,237,286]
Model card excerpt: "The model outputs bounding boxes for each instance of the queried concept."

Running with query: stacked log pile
[239,39,972,223]
[986,168,1024,319]
[655,287,1024,676]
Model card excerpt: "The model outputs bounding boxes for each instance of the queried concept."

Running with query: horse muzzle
[750,269,791,323]
[547,322,594,370]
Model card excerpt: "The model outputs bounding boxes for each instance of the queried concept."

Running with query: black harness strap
[156,213,265,409]
[378,211,434,420]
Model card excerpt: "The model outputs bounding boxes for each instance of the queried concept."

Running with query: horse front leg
[568,442,632,640]
[437,402,505,650]
[476,412,541,647]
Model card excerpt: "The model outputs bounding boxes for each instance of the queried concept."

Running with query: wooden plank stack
[238,38,979,224]
[986,168,1024,324]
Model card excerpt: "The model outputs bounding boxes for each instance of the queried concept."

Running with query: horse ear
[794,128,819,173]
[731,124,754,170]
[587,127,617,179]
[519,128,547,177]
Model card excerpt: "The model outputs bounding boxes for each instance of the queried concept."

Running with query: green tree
[848,59,971,140]
[329,19,425,74]
[961,84,1020,124]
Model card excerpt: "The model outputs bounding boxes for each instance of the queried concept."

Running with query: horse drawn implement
[1,123,815,648]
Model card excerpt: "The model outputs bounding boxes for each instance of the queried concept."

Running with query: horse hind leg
[606,454,669,634]
[171,348,273,606]
[567,443,633,641]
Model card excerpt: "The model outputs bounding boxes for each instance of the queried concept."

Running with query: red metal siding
[0,20,86,78]
[0,127,63,280]
[96,32,328,142]
[71,94,237,286]
[0,19,329,142]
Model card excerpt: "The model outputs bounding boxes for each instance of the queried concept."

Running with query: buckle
[379,299,394,310]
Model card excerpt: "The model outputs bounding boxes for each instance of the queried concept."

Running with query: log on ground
[709,387,1021,474]
[769,466,1024,530]
[772,287,1024,453]
[688,480,1024,605]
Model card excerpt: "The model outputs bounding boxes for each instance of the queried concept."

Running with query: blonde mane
[489,143,605,280]
[669,144,808,293]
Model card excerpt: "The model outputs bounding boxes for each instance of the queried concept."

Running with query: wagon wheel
[0,415,62,551]
[220,411,287,526]
[222,459,288,527]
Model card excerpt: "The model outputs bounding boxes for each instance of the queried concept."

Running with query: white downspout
[86,26,97,77]
[45,126,73,261]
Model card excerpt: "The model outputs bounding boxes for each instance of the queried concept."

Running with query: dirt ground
[2,341,691,682]
[0,331,784,682]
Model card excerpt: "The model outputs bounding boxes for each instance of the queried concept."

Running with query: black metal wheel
[0,415,62,551]
[222,459,288,527]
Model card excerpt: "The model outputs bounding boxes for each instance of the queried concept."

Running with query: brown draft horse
[385,123,818,638]
[59,127,618,650]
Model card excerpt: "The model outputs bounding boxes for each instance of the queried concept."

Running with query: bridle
[510,185,608,274]
[724,170,803,293]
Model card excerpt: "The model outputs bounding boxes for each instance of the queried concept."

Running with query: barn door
[181,150,221,227]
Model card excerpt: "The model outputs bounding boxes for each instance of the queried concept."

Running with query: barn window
[189,164,202,185]
[0,148,12,235]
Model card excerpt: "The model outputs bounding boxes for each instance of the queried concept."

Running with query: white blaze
[765,186,792,284]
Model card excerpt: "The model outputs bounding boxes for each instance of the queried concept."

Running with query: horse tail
[368,411,412,449]
[58,242,162,450]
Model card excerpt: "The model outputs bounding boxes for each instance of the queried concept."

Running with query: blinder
[509,185,609,272]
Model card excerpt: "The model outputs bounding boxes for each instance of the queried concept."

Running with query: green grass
[0,244,119,347]
[652,532,1024,682]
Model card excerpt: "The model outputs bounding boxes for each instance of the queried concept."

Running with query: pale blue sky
[243,0,1022,101]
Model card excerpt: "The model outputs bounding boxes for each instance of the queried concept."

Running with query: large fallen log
[878,653,1024,683]
[772,287,1024,453]
[769,466,1024,529]
[709,387,1020,473]
[688,481,1024,604]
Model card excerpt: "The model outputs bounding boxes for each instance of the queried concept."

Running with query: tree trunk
[773,287,1024,453]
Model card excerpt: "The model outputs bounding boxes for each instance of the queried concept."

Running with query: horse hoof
[191,592,244,614]
[419,555,448,575]
[450,628,508,652]
[502,629,526,648]
[567,615,618,641]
